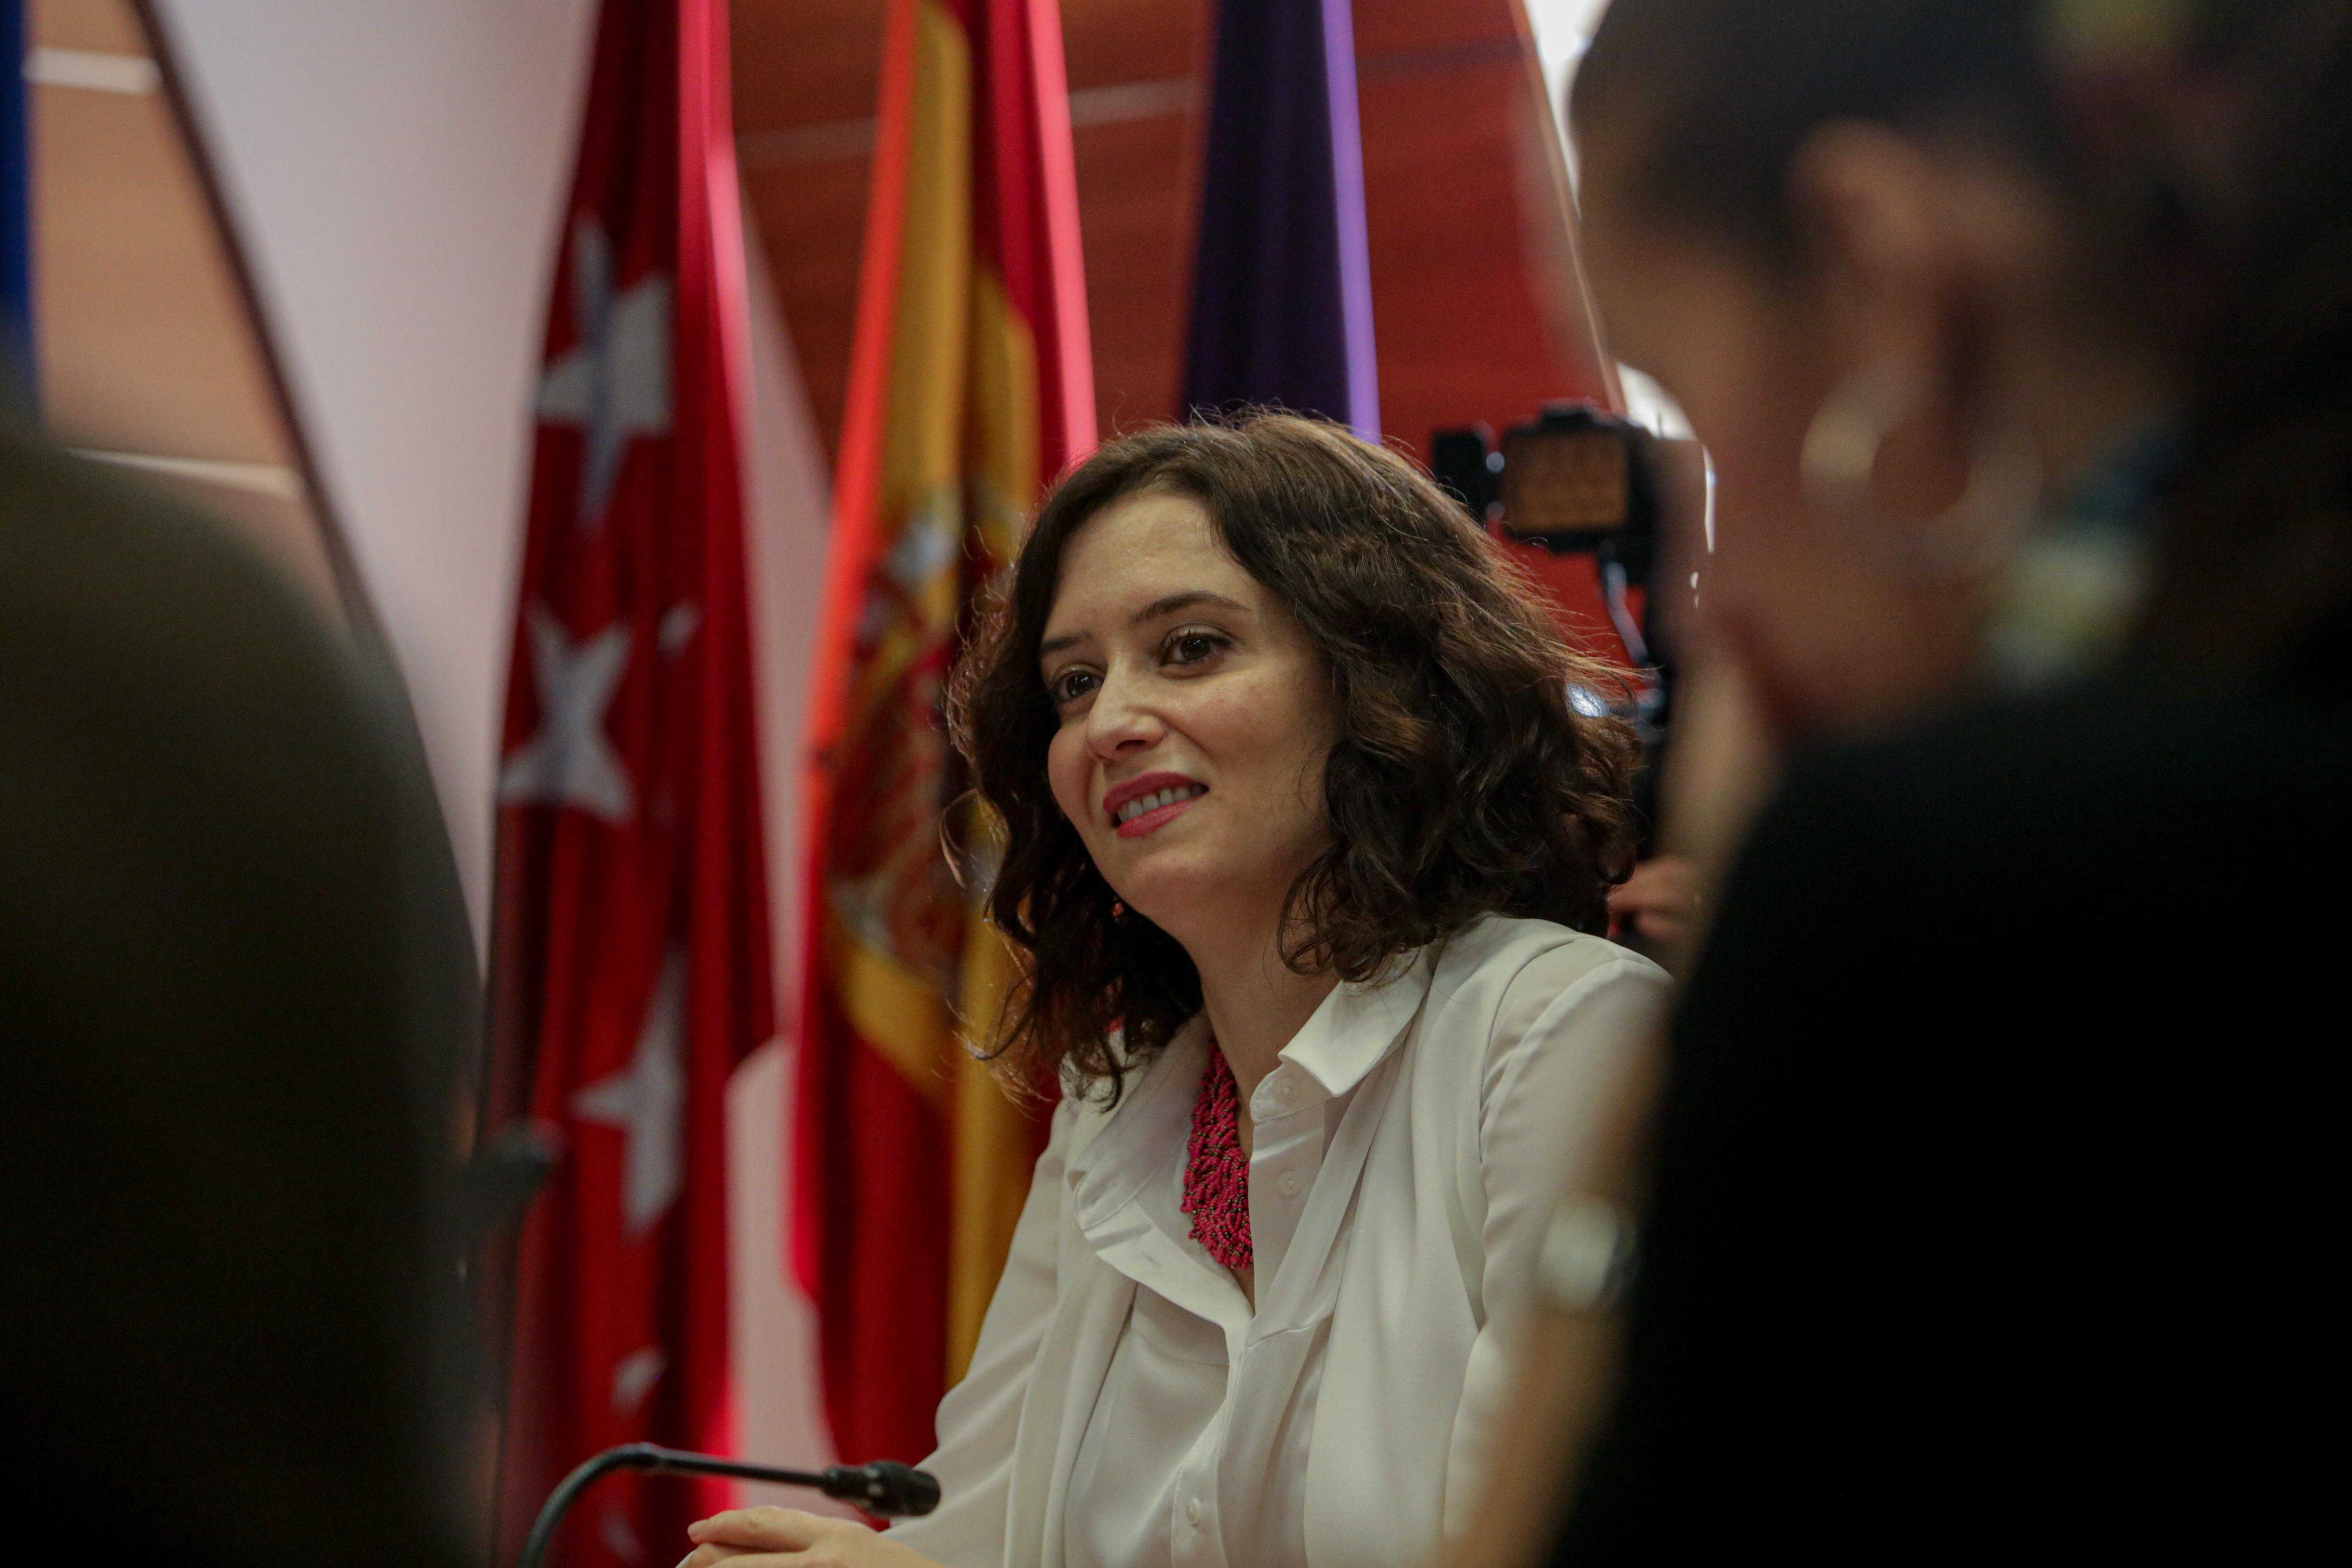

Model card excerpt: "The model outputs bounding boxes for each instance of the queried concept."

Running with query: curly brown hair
[949,413,1641,1102]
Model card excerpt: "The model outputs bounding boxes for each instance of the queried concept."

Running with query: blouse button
[1277,1170,1303,1197]
[1185,1498,1202,1524]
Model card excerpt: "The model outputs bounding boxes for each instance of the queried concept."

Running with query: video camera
[1432,402,1684,852]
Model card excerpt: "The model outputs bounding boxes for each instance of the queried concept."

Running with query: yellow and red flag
[795,0,1094,1464]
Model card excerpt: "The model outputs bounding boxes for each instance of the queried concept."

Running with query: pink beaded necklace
[1181,1043,1252,1269]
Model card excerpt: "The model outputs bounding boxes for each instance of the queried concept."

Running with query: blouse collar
[1274,945,1438,1102]
[1064,944,1440,1231]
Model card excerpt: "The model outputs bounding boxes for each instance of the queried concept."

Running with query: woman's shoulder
[1422,914,1670,1054]
[1432,913,1667,996]
[1403,917,1670,1156]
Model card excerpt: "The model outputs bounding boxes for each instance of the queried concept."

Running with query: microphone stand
[515,1443,941,1568]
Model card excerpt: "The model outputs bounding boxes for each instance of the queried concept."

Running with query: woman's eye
[1050,669,1100,705]
[1167,631,1226,667]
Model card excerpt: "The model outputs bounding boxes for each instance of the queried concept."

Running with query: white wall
[150,0,599,943]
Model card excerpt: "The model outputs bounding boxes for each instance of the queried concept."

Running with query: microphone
[515,1443,941,1568]
[820,1459,943,1516]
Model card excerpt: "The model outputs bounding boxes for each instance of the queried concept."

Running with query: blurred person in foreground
[1459,0,2352,1558]
[0,429,477,1564]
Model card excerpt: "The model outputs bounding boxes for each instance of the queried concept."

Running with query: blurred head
[1573,0,2352,737]
[953,414,1639,1098]
[0,432,475,1567]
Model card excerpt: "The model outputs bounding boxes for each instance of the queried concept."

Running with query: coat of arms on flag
[795,0,1097,1471]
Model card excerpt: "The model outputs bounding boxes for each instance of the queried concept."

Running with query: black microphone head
[821,1460,941,1517]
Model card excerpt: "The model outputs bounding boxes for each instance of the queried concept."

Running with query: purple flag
[1181,0,1380,438]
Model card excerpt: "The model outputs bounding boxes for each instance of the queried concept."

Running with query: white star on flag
[611,1345,667,1414]
[536,217,672,529]
[500,606,636,821]
[600,1507,647,1565]
[572,947,688,1237]
[658,601,701,655]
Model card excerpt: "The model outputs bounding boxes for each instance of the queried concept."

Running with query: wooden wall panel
[1063,0,1206,436]
[740,151,875,457]
[1062,0,1202,90]
[1352,0,1519,56]
[733,0,884,452]
[1073,111,1196,434]
[1360,55,1603,458]
[734,0,1603,472]
[732,0,886,127]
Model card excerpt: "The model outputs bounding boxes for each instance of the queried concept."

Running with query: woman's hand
[678,1507,943,1568]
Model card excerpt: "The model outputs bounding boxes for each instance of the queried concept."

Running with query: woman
[1464,0,2351,1559]
[684,415,1670,1568]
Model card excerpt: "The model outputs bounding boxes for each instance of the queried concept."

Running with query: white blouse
[887,915,1669,1568]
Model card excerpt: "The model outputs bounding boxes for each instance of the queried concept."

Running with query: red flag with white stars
[484,2,771,1562]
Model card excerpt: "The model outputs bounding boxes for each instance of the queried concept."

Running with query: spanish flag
[795,0,1094,1465]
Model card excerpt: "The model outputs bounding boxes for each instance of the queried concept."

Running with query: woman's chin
[1109,852,1208,910]
[1115,860,1283,944]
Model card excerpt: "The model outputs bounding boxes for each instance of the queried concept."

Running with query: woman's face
[1040,490,1337,947]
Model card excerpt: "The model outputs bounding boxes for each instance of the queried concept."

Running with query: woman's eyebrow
[1040,592,1246,663]
[1133,590,1247,624]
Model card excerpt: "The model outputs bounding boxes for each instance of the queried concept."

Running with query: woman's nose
[1085,668,1163,758]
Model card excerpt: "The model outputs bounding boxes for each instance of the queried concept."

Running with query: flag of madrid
[484,2,771,1562]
